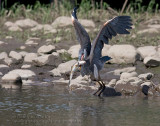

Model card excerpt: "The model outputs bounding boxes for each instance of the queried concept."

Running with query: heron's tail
[100,56,112,65]
[72,7,78,19]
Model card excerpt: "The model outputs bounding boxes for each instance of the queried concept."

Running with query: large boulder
[15,18,38,28]
[37,45,56,55]
[68,45,80,58]
[78,19,95,28]
[102,45,111,56]
[137,46,157,59]
[107,45,137,64]
[2,73,22,84]
[33,54,61,67]
[8,25,22,32]
[9,51,23,61]
[24,53,38,63]
[52,16,95,28]
[143,56,160,67]
[120,72,138,80]
[8,69,36,79]
[50,60,77,76]
[0,52,8,60]
[115,77,143,95]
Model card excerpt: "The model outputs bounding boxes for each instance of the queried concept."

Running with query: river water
[0,83,160,126]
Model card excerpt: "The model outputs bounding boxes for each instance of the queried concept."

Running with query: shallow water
[0,84,160,126]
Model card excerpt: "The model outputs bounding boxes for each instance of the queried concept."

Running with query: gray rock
[2,73,22,84]
[0,64,9,75]
[102,45,111,57]
[114,67,136,75]
[137,46,157,59]
[52,16,95,28]
[50,60,77,76]
[4,21,15,27]
[21,64,31,69]
[20,46,26,50]
[115,77,143,95]
[4,57,17,66]
[108,79,117,87]
[138,73,154,80]
[0,64,9,69]
[52,16,72,28]
[24,53,38,63]
[137,28,159,34]
[0,52,8,60]
[69,75,97,92]
[9,51,23,61]
[19,51,28,57]
[37,45,56,55]
[8,25,22,32]
[78,19,95,28]
[141,81,152,87]
[8,69,36,79]
[107,45,137,64]
[15,18,38,28]
[25,40,38,45]
[0,41,5,45]
[120,72,138,80]
[143,56,160,67]
[68,44,80,58]
[33,54,61,67]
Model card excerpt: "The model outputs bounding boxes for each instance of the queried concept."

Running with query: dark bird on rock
[69,7,132,96]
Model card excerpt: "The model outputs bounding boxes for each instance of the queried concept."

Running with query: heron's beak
[69,61,86,86]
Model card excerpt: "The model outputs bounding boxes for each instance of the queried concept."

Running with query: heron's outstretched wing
[89,16,132,63]
[71,8,91,52]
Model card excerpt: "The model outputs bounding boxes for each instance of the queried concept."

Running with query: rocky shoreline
[0,16,160,97]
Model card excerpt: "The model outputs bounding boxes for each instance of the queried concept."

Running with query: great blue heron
[69,7,132,96]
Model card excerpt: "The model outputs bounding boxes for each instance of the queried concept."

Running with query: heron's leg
[93,81,102,95]
[97,80,106,97]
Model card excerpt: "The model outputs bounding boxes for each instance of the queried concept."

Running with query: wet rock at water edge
[2,73,22,84]
[115,77,143,96]
[37,45,56,55]
[114,67,136,75]
[8,69,36,79]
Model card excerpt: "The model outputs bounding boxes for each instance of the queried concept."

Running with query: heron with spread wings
[69,8,132,96]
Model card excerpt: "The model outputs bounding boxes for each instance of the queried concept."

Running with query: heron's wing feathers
[89,16,132,63]
[71,9,91,50]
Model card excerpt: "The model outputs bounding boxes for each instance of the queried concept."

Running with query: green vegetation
[0,0,159,47]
